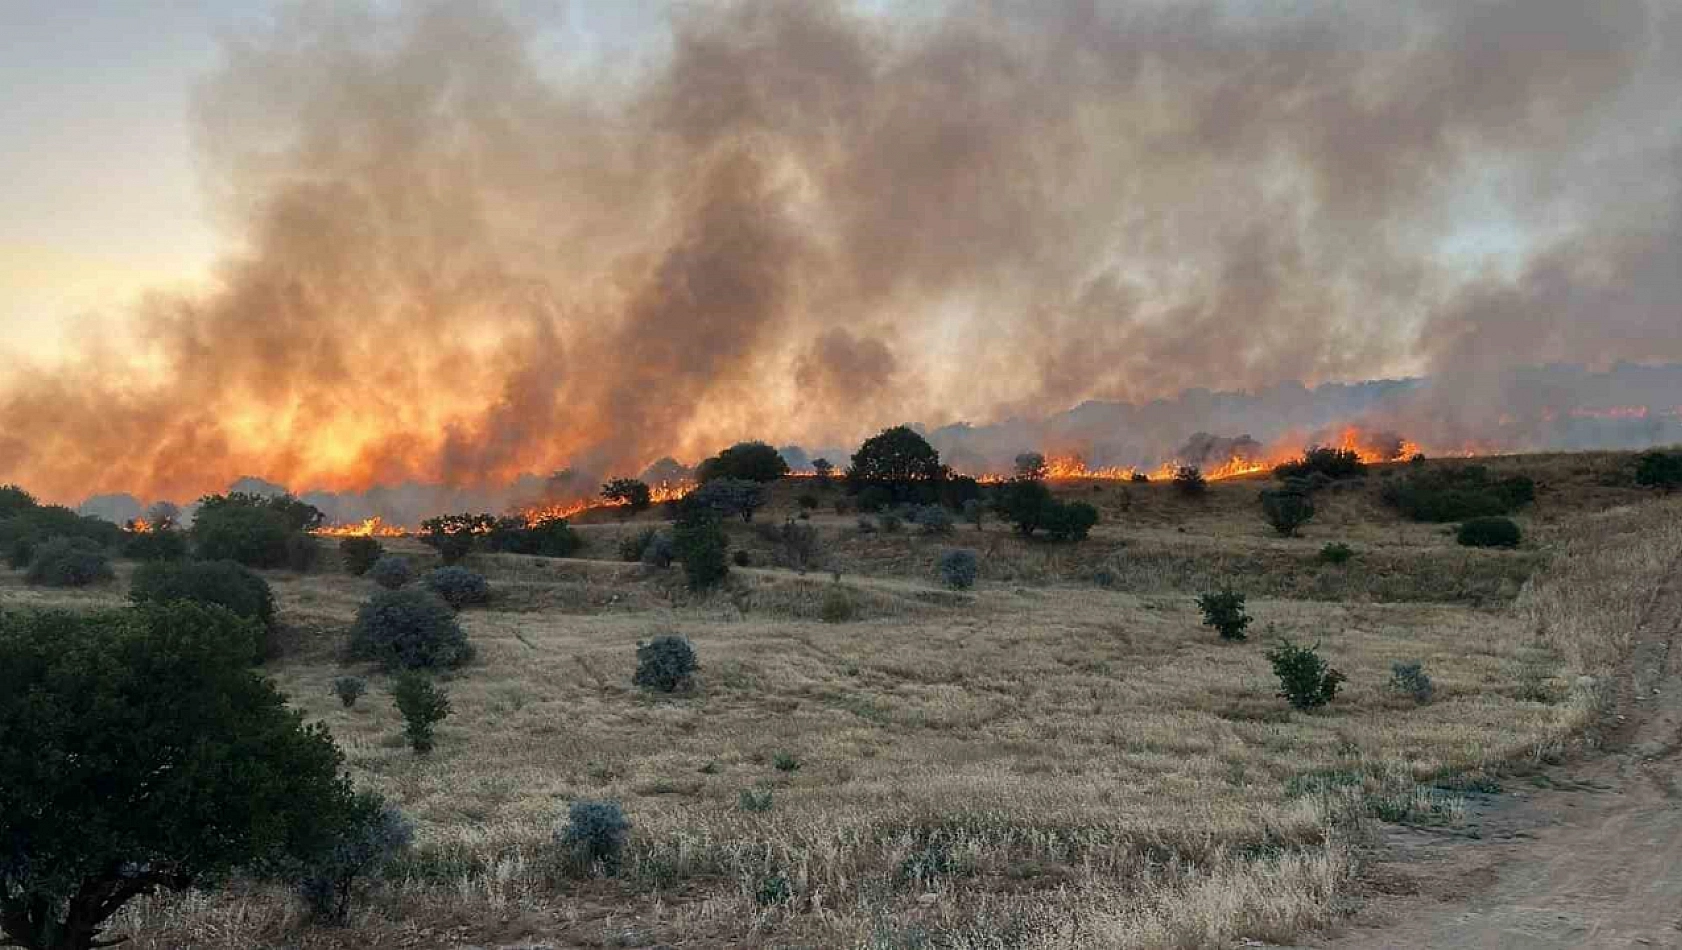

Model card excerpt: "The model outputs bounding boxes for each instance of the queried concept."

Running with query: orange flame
[519,479,695,526]
[125,518,155,533]
[314,517,407,538]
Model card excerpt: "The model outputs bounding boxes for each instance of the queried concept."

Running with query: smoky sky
[2,0,1679,505]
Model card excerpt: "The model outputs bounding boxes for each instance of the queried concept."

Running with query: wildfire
[314,517,407,538]
[125,518,155,533]
[991,428,1423,485]
[520,479,695,526]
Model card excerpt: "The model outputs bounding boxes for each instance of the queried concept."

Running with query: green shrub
[634,635,697,693]
[339,537,385,576]
[1318,542,1355,564]
[992,479,1053,535]
[0,604,355,950]
[1274,447,1365,481]
[123,528,189,562]
[912,504,954,535]
[797,493,820,511]
[1196,590,1250,641]
[600,477,652,515]
[496,515,582,557]
[332,676,368,708]
[690,478,767,522]
[130,560,275,660]
[1388,661,1434,704]
[1457,516,1521,548]
[0,483,37,518]
[1260,488,1315,536]
[1042,500,1099,541]
[640,531,675,568]
[820,587,855,623]
[418,513,494,564]
[673,507,729,591]
[368,555,412,590]
[2,504,123,569]
[556,800,631,875]
[738,788,775,813]
[774,519,823,573]
[291,790,413,923]
[619,527,658,563]
[733,549,753,567]
[1635,450,1682,490]
[939,548,979,590]
[25,536,114,587]
[1266,640,1345,710]
[191,493,323,568]
[856,485,893,513]
[391,672,450,753]
[286,533,321,573]
[772,751,802,772]
[1380,466,1535,522]
[422,566,491,609]
[349,589,472,670]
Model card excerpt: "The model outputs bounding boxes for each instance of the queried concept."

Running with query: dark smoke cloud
[4,0,1681,512]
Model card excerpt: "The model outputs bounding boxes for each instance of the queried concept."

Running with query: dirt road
[1287,568,1682,949]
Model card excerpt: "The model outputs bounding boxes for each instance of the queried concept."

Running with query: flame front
[314,517,407,538]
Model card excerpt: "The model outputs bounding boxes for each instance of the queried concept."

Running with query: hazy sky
[0,0,664,358]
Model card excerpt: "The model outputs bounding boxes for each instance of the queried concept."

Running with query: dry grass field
[6,452,1678,949]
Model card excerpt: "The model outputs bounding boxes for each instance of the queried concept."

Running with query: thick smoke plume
[3,0,1680,513]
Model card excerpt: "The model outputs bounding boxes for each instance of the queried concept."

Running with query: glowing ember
[519,479,695,526]
[125,518,155,533]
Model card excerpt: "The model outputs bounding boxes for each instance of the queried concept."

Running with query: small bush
[912,505,954,535]
[556,800,631,875]
[640,531,675,568]
[1196,590,1250,641]
[797,493,820,511]
[332,676,367,708]
[738,787,774,813]
[423,566,491,609]
[1129,471,1150,484]
[635,635,697,693]
[1380,466,1535,522]
[123,529,189,562]
[1266,640,1345,710]
[368,555,412,590]
[772,751,802,772]
[130,559,276,648]
[1274,447,1366,481]
[1319,542,1355,565]
[349,589,473,670]
[1172,466,1207,496]
[938,548,979,590]
[1388,661,1434,704]
[619,528,658,563]
[820,587,855,623]
[857,485,892,513]
[391,672,450,753]
[733,549,752,567]
[25,536,113,587]
[1260,488,1315,536]
[1042,500,1099,541]
[1635,450,1682,490]
[673,508,729,591]
[775,520,823,573]
[286,533,321,573]
[292,790,413,924]
[339,537,385,576]
[1457,516,1521,549]
[417,513,493,564]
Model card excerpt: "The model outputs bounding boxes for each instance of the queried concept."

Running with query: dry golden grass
[6,453,1677,948]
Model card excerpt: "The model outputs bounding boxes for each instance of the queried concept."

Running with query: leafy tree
[1260,488,1316,536]
[1197,590,1251,641]
[673,505,729,590]
[418,513,495,564]
[993,479,1055,536]
[1319,542,1355,564]
[938,548,979,590]
[601,478,653,516]
[24,538,113,588]
[339,537,385,576]
[1172,466,1207,496]
[690,478,766,522]
[1379,466,1534,522]
[332,676,367,708]
[487,515,580,558]
[1014,452,1049,480]
[422,566,491,609]
[368,555,412,590]
[811,459,834,482]
[1043,500,1099,541]
[962,498,986,532]
[391,673,450,754]
[0,484,37,519]
[696,441,789,484]
[1266,640,1345,710]
[191,493,324,569]
[142,501,181,530]
[122,527,189,562]
[1635,450,1682,491]
[290,790,412,924]
[0,605,354,950]
[556,801,631,876]
[848,426,946,485]
[2,507,122,570]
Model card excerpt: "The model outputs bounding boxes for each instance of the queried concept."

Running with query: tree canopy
[695,441,789,483]
[848,426,946,484]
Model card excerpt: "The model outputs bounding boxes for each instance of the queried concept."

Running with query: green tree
[191,493,323,568]
[690,478,766,522]
[601,478,653,516]
[695,441,789,484]
[0,484,38,519]
[0,604,354,950]
[417,513,496,564]
[848,426,945,484]
[992,479,1055,536]
[1260,488,1316,536]
[391,673,451,753]
[673,505,729,590]
[1013,452,1048,480]
[1635,450,1682,491]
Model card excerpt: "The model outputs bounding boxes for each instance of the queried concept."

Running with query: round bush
[349,589,473,670]
[130,559,275,627]
[938,548,979,590]
[556,800,630,875]
[423,566,491,609]
[634,635,697,692]
[25,537,114,587]
[1457,516,1521,549]
[368,555,412,590]
[123,529,189,562]
[339,537,385,576]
